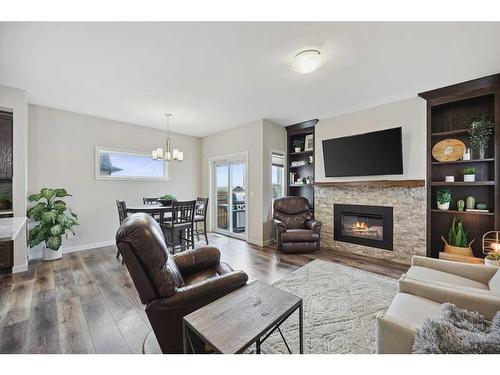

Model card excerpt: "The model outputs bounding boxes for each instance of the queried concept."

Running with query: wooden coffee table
[182,281,303,354]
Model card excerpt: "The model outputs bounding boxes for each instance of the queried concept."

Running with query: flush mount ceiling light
[289,49,322,74]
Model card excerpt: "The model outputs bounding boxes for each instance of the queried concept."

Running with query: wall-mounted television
[322,127,403,177]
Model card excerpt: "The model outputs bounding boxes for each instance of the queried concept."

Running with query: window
[271,152,285,201]
[95,147,168,181]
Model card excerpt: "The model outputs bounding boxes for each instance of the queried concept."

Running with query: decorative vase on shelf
[437,202,450,210]
[463,148,471,161]
[457,200,465,211]
[294,147,301,153]
[479,148,486,159]
[466,196,476,210]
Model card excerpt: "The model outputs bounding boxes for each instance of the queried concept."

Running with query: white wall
[200,120,264,245]
[28,105,201,254]
[315,97,427,182]
[0,84,28,272]
[262,119,287,243]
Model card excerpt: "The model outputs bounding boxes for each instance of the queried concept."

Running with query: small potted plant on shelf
[292,140,304,153]
[158,193,176,206]
[484,252,500,267]
[27,188,78,261]
[461,167,478,182]
[468,115,494,159]
[0,191,12,210]
[442,218,475,257]
[436,189,451,210]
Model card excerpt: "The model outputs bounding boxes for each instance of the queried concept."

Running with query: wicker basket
[441,236,475,256]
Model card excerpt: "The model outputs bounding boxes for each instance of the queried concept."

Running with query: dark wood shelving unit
[431,158,494,165]
[419,73,500,259]
[0,110,13,272]
[431,209,494,216]
[285,119,318,216]
[431,181,496,186]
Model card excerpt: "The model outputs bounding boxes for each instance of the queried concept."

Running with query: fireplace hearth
[334,204,393,250]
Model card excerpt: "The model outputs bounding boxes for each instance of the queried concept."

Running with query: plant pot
[441,236,474,257]
[158,199,173,206]
[43,247,63,261]
[437,202,450,210]
[294,147,301,153]
[479,149,486,159]
[463,174,475,182]
[485,258,500,267]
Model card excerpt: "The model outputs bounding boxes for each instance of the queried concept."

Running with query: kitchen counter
[0,217,27,242]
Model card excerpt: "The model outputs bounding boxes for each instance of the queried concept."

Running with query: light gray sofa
[376,256,500,354]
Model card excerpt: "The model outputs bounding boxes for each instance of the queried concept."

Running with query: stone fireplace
[315,184,426,265]
[334,204,393,251]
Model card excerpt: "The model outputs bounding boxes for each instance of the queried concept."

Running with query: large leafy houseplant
[27,188,78,251]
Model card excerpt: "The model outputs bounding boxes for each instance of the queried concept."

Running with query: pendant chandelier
[152,113,183,162]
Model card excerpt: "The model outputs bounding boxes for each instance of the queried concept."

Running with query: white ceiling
[1,22,500,137]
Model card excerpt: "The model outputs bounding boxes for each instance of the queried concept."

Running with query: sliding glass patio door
[213,156,247,239]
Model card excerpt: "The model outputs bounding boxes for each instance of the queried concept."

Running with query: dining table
[126,204,172,222]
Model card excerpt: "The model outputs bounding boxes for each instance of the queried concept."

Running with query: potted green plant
[485,252,500,267]
[468,115,494,159]
[442,218,474,257]
[461,166,478,182]
[292,140,304,153]
[158,193,176,206]
[27,188,78,261]
[0,191,12,210]
[436,189,451,210]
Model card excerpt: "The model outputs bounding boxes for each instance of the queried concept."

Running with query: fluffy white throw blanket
[412,303,500,354]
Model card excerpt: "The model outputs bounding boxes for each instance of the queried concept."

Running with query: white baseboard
[12,263,28,274]
[247,238,275,247]
[29,240,116,259]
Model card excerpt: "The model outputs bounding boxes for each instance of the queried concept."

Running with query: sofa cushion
[281,229,319,243]
[488,269,500,295]
[386,293,442,327]
[406,265,489,291]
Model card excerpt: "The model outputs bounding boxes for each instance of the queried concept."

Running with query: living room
[1,1,499,372]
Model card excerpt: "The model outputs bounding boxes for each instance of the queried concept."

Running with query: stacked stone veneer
[315,185,426,265]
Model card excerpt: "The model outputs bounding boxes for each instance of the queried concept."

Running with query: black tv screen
[322,127,403,177]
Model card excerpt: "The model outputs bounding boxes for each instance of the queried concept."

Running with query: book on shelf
[465,208,489,213]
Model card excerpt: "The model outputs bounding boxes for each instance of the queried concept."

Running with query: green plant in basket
[27,188,78,250]
[461,167,478,175]
[447,218,468,248]
[436,189,451,204]
[159,193,176,201]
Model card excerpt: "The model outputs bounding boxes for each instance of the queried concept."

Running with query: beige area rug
[260,260,398,354]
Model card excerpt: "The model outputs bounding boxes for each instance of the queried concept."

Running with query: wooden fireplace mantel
[314,179,426,188]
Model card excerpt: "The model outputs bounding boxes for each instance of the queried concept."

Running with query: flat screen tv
[322,127,403,177]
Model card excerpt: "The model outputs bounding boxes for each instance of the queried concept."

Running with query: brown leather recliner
[115,213,248,353]
[273,196,322,254]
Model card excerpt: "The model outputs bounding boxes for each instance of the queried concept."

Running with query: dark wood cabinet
[0,241,13,271]
[285,120,318,216]
[419,74,500,258]
[0,111,13,178]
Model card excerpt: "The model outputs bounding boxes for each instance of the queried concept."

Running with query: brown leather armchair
[116,213,248,353]
[273,196,322,254]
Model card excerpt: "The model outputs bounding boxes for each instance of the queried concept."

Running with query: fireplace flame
[353,221,369,232]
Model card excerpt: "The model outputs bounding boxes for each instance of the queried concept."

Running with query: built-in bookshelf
[419,74,500,258]
[285,119,318,217]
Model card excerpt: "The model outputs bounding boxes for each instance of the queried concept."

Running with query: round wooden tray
[432,138,466,162]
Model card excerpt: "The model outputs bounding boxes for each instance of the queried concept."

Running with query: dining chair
[194,197,209,245]
[143,197,159,205]
[143,197,161,221]
[161,200,196,254]
[116,200,128,260]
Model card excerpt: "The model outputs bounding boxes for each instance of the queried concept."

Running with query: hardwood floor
[0,233,408,353]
